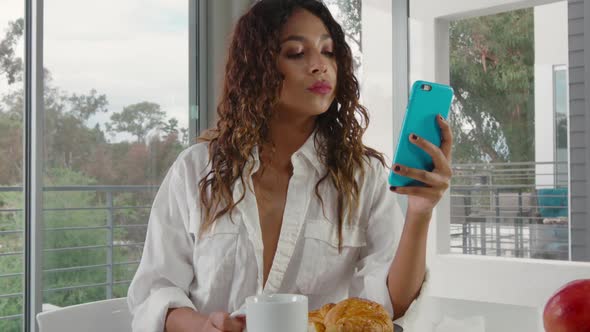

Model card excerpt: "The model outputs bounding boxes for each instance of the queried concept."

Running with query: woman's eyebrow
[280,33,332,44]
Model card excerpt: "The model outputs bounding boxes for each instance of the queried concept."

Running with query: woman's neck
[259,112,317,174]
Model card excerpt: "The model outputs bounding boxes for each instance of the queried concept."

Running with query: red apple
[543,279,590,332]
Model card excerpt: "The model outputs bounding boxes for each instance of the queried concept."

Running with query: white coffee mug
[230,293,308,332]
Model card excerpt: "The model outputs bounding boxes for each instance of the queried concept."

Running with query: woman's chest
[252,170,291,267]
[191,213,368,298]
[189,172,372,296]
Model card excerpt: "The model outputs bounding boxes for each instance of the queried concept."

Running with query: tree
[180,127,189,146]
[449,9,535,163]
[107,102,165,143]
[67,89,109,121]
[0,18,24,84]
[33,73,110,171]
[324,0,362,72]
[0,110,22,184]
[0,88,23,184]
[161,117,179,137]
[0,18,111,175]
[0,17,190,329]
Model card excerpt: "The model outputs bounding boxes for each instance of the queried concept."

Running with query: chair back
[37,298,132,332]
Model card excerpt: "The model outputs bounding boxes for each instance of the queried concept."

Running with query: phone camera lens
[421,84,432,91]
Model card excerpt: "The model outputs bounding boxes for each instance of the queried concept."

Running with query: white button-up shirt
[127,132,404,332]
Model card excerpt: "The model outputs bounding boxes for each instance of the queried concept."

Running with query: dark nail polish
[411,134,418,140]
[394,165,401,172]
[390,186,396,191]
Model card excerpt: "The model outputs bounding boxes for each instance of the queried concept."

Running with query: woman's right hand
[201,312,245,332]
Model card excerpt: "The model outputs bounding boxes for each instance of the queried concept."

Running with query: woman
[127,0,452,331]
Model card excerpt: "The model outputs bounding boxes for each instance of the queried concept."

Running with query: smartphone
[388,80,454,187]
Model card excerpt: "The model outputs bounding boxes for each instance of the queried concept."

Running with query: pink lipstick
[307,81,332,95]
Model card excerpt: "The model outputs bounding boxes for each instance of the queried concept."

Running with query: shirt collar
[291,128,326,175]
[248,128,326,177]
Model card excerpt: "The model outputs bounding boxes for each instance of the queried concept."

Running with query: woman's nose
[311,63,328,74]
[309,52,328,74]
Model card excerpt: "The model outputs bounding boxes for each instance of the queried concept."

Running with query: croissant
[308,298,393,332]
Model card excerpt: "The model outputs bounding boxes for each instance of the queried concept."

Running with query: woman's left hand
[390,114,453,218]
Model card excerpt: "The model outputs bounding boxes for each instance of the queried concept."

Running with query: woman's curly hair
[198,0,385,248]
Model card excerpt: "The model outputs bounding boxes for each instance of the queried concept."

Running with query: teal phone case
[388,80,453,187]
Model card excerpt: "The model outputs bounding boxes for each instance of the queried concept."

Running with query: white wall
[410,0,557,20]
[534,1,569,188]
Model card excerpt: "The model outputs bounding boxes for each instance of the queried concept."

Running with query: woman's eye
[322,51,335,57]
[286,52,304,59]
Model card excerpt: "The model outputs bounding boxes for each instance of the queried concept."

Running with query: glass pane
[324,0,362,77]
[0,1,24,330]
[554,66,567,187]
[42,0,189,308]
[448,2,578,261]
[324,0,396,157]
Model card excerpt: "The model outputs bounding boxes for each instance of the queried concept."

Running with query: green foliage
[162,117,179,136]
[67,89,109,121]
[0,189,25,331]
[449,9,535,163]
[0,18,23,84]
[0,16,188,331]
[323,0,361,71]
[107,102,166,143]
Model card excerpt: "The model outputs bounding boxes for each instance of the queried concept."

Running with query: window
[41,0,190,307]
[554,65,568,188]
[409,0,589,329]
[446,2,575,261]
[0,2,25,330]
[326,0,397,162]
[324,0,362,78]
[0,0,197,329]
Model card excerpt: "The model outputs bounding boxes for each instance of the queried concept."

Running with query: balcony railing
[450,161,569,260]
[0,161,571,324]
[0,185,157,326]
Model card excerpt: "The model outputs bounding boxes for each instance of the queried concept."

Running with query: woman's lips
[307,82,333,95]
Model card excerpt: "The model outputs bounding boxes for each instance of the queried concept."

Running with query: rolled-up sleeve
[127,159,197,332]
[348,159,404,318]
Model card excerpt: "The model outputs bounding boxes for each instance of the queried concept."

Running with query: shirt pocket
[296,219,366,295]
[193,216,241,294]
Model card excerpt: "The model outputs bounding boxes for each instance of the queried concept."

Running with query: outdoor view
[448,3,572,260]
[0,0,190,330]
[0,0,579,330]
[0,1,24,330]
[0,1,360,330]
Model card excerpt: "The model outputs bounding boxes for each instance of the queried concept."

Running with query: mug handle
[229,308,246,319]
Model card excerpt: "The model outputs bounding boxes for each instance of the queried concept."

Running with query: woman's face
[276,8,338,119]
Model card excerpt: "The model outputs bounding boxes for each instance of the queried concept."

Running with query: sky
[0,0,362,143]
[0,0,189,142]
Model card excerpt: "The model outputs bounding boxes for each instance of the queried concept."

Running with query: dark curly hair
[198,0,385,249]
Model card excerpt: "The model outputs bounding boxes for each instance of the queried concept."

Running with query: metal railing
[0,161,573,323]
[450,161,569,260]
[0,185,157,324]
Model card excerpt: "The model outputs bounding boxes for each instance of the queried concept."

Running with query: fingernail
[438,114,444,120]
[411,134,418,141]
[390,186,397,191]
[394,165,401,172]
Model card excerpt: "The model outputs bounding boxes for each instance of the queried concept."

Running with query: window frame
[23,0,44,331]
[552,64,568,188]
